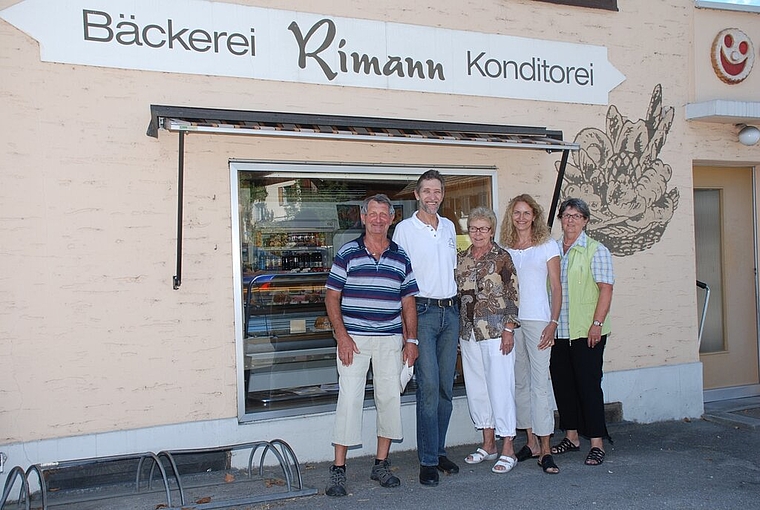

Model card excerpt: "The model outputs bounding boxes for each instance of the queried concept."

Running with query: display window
[231,163,495,419]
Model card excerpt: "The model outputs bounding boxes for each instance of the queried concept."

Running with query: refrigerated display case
[243,271,338,411]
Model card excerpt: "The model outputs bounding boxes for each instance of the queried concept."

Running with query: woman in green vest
[549,198,614,467]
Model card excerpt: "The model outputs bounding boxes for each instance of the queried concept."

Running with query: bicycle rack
[0,439,316,510]
[156,439,317,508]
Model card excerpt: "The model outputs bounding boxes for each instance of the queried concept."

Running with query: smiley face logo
[711,28,755,84]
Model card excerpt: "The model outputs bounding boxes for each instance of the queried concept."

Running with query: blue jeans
[415,301,460,466]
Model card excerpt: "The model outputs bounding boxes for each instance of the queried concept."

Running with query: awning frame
[147,105,577,288]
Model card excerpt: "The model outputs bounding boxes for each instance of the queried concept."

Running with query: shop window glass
[234,164,493,419]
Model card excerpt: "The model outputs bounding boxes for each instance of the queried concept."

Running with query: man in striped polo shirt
[324,194,419,497]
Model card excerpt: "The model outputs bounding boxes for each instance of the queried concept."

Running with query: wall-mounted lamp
[738,124,760,146]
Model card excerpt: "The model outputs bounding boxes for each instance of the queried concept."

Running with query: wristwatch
[592,320,603,327]
[405,338,419,345]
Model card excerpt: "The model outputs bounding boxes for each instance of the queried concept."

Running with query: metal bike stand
[0,451,175,510]
[157,439,317,509]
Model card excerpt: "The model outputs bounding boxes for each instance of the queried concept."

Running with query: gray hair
[361,194,394,217]
[558,197,591,220]
[467,206,497,232]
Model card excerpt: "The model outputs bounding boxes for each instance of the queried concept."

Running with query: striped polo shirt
[326,235,419,335]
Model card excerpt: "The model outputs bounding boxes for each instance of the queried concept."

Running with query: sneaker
[370,459,401,488]
[325,465,347,497]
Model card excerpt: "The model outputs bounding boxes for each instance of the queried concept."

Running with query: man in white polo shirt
[392,169,460,487]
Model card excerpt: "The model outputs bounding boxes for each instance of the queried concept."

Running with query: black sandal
[584,447,605,466]
[538,454,559,474]
[516,445,539,462]
[551,438,580,455]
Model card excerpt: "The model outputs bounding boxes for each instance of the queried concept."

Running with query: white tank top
[507,239,560,321]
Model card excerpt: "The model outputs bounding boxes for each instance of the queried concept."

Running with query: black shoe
[370,459,401,488]
[419,465,439,486]
[437,456,460,474]
[325,465,347,497]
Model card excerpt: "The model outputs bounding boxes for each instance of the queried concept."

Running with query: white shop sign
[1,0,625,105]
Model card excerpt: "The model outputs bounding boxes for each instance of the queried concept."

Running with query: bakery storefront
[4,0,759,488]
[147,106,576,419]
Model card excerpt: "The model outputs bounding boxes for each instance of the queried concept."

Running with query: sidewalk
[10,397,760,510]
[266,401,760,510]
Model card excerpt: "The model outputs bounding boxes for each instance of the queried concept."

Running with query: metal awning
[148,105,578,152]
[146,105,577,288]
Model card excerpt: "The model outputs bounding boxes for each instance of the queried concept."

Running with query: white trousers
[460,332,516,438]
[514,320,555,436]
[333,334,403,447]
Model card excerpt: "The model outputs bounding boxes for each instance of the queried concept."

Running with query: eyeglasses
[468,226,492,234]
[560,213,585,221]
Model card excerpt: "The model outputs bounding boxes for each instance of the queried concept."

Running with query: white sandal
[464,447,498,464]
[491,455,517,474]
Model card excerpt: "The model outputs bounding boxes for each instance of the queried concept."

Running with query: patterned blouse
[455,242,519,341]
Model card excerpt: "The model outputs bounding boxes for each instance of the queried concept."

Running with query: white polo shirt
[392,211,458,299]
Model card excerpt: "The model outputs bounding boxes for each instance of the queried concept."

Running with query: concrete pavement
[265,399,760,510]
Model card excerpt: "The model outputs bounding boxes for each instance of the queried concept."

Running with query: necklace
[367,241,388,258]
[514,238,533,250]
[417,211,438,230]
[562,238,576,253]
[563,234,579,245]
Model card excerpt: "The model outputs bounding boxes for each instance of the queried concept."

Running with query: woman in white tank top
[502,194,562,474]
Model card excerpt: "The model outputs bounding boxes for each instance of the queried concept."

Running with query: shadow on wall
[557,84,680,257]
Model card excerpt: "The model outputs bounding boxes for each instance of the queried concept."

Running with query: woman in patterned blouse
[455,206,520,475]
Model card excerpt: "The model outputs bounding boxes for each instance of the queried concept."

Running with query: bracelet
[550,319,559,325]
[405,338,419,345]
[503,327,514,334]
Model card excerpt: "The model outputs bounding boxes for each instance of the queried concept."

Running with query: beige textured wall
[2,0,754,444]
[693,9,760,103]
[688,8,760,167]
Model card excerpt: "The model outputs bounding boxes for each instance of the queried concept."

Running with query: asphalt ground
[7,397,760,510]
